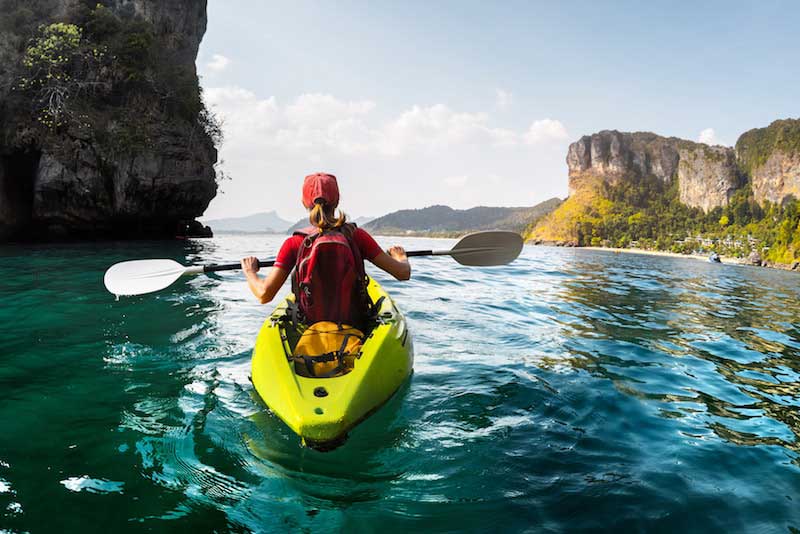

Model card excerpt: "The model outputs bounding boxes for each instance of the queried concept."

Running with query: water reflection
[551,249,800,463]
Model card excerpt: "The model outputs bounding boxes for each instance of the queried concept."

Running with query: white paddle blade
[450,231,524,266]
[104,259,189,296]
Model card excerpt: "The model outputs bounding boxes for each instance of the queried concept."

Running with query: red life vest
[291,224,369,327]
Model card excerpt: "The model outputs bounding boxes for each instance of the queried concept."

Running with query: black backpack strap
[295,351,337,377]
[339,224,372,326]
[284,300,303,331]
[370,296,386,320]
[292,230,321,305]
[337,333,352,355]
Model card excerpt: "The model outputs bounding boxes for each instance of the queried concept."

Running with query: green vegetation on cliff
[529,175,703,248]
[2,0,220,153]
[736,119,800,175]
[529,175,800,265]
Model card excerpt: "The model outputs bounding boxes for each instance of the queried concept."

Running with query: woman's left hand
[388,246,408,262]
[241,256,260,274]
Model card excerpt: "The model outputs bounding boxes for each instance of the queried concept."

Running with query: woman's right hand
[241,256,260,274]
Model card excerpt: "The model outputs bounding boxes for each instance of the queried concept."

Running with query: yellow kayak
[251,277,413,448]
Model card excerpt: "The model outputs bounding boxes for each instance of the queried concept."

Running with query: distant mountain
[363,199,562,236]
[286,215,375,234]
[286,218,306,234]
[353,216,376,227]
[205,211,294,233]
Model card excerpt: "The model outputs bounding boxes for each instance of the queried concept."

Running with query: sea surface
[2,234,800,533]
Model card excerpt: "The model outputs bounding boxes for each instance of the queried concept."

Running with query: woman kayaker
[241,173,411,321]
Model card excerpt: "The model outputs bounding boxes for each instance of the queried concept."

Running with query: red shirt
[273,227,383,270]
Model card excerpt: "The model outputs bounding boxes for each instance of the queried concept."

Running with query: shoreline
[189,231,798,273]
[580,246,746,265]
[565,245,799,272]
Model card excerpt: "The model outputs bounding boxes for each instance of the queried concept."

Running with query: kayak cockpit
[251,277,414,449]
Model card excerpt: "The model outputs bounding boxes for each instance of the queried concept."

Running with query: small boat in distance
[709,252,721,263]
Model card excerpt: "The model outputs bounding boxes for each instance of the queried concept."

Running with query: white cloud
[697,127,726,146]
[523,119,569,144]
[378,104,518,155]
[285,93,375,126]
[204,88,374,154]
[201,86,572,220]
[204,88,544,156]
[495,88,513,110]
[444,175,469,187]
[205,54,230,73]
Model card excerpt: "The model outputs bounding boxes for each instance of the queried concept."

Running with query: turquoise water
[2,234,800,532]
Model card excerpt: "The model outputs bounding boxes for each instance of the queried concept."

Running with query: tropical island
[527,118,800,269]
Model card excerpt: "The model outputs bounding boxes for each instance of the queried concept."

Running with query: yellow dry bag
[292,322,364,378]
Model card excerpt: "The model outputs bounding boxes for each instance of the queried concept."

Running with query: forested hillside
[529,120,800,265]
[365,199,561,236]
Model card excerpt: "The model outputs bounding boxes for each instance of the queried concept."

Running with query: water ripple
[2,238,800,531]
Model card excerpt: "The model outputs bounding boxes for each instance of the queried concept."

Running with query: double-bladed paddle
[103,230,524,297]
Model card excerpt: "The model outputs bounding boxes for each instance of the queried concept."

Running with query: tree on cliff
[10,3,222,149]
[19,22,104,129]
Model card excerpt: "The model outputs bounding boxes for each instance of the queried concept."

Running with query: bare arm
[241,257,290,304]
[370,246,411,281]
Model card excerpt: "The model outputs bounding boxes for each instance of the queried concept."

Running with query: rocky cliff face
[104,0,207,61]
[747,152,800,205]
[567,131,680,191]
[736,119,800,205]
[676,144,739,212]
[567,120,800,212]
[530,118,800,256]
[0,0,217,241]
[566,131,740,211]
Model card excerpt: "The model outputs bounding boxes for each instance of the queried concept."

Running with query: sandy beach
[576,246,800,273]
[580,246,747,265]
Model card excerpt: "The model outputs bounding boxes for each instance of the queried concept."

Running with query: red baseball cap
[302,173,340,209]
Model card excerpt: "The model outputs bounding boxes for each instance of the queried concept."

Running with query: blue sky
[197,0,799,221]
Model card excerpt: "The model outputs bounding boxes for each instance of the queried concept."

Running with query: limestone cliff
[529,119,800,259]
[736,119,800,205]
[676,144,739,212]
[0,0,217,241]
[566,131,680,192]
[566,131,739,211]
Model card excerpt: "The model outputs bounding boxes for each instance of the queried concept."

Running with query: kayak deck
[251,277,413,447]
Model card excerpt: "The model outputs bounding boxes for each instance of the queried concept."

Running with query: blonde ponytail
[308,202,347,232]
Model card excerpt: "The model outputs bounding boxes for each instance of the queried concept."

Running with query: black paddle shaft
[199,231,522,273]
[202,250,436,273]
[203,259,276,273]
